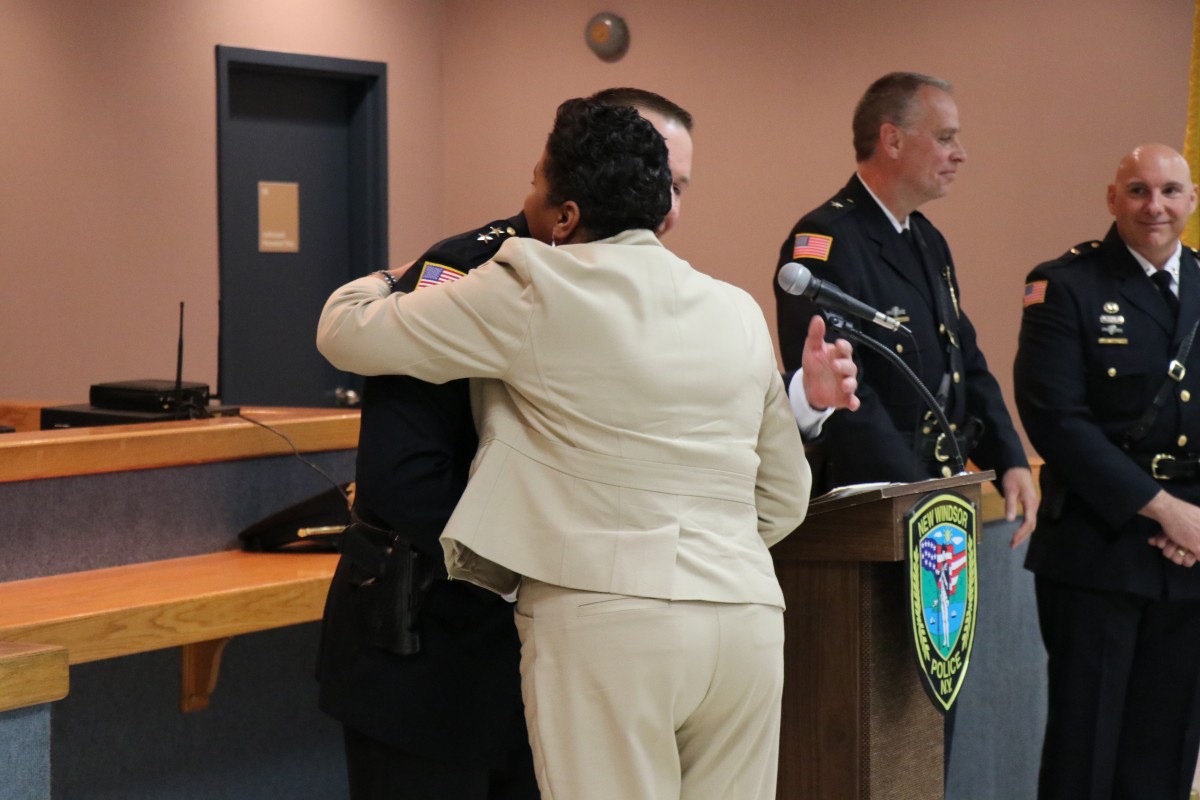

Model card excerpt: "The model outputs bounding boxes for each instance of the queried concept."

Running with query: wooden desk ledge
[0,406,360,484]
[0,550,337,713]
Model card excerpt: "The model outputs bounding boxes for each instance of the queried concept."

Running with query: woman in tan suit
[318,98,811,800]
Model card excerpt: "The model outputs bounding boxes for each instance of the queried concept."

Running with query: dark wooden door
[216,46,386,407]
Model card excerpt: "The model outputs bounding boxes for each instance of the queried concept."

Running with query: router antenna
[175,301,185,397]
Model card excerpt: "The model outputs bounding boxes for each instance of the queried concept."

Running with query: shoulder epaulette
[1030,240,1102,281]
[421,217,525,269]
[825,193,857,215]
[399,216,525,292]
[472,221,521,245]
[1061,240,1102,260]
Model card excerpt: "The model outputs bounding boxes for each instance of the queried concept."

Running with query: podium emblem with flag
[905,491,978,713]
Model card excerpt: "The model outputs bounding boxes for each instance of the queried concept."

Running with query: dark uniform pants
[1035,577,1200,800]
[344,726,539,800]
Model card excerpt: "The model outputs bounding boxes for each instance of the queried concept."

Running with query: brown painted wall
[1,0,1194,457]
[440,0,1194,453]
[0,0,446,402]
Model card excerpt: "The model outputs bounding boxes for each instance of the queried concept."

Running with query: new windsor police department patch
[905,491,978,713]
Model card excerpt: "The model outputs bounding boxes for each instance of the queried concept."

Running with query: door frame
[214,45,387,401]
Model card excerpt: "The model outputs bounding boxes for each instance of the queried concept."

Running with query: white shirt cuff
[788,369,834,439]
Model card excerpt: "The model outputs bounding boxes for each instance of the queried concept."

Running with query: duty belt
[1129,452,1200,481]
[914,414,985,471]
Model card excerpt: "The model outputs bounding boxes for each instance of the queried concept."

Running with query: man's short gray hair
[852,72,953,162]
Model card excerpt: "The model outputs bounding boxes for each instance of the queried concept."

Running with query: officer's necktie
[1151,269,1179,318]
[902,225,963,423]
[901,228,936,305]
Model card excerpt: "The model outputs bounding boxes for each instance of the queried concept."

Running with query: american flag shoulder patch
[1023,280,1048,307]
[416,261,466,290]
[793,233,833,261]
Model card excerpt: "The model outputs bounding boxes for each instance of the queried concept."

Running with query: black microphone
[777,262,904,331]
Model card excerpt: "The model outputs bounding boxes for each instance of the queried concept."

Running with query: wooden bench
[0,643,69,714]
[0,477,1029,717]
[0,404,1033,719]
[0,550,337,713]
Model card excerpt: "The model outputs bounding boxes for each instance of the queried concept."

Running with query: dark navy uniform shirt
[1016,224,1200,599]
[774,174,1026,491]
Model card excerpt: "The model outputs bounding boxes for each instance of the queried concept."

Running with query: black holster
[340,521,442,657]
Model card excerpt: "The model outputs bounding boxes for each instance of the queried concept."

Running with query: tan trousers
[514,580,784,800]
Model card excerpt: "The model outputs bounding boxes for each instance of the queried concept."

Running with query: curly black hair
[543,98,672,241]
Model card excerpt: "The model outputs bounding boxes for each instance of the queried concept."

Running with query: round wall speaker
[585,12,629,62]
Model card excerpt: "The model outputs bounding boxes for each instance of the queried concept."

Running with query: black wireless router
[41,303,220,430]
[89,378,209,413]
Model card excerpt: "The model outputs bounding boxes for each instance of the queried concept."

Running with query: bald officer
[1015,142,1200,799]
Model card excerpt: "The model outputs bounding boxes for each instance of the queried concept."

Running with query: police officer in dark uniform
[1015,142,1200,800]
[773,72,1035,521]
[317,215,539,800]
[773,72,1037,783]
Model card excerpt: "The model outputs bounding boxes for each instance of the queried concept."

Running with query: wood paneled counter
[0,404,359,718]
[0,406,359,483]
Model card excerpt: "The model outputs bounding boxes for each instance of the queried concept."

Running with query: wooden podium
[771,472,992,799]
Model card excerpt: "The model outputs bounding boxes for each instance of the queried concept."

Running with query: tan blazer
[318,229,810,607]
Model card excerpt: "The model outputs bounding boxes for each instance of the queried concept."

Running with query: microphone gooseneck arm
[823,312,965,475]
